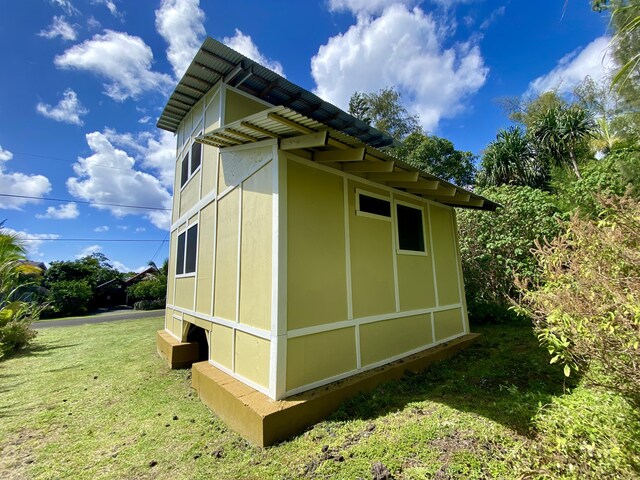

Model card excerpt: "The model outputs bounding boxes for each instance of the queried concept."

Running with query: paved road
[34,309,165,329]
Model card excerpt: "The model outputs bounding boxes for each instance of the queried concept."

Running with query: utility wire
[150,231,170,264]
[21,238,168,242]
[0,193,171,211]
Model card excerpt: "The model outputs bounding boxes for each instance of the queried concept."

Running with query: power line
[150,231,170,264]
[0,193,171,211]
[21,238,169,242]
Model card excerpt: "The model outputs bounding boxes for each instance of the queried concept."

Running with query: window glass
[397,204,425,252]
[191,141,202,173]
[358,193,391,217]
[180,153,189,188]
[185,224,198,273]
[176,232,186,275]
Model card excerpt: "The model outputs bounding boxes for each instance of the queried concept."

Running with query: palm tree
[0,229,28,304]
[478,126,545,187]
[529,105,596,179]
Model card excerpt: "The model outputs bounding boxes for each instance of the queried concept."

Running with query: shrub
[133,299,165,310]
[518,195,640,404]
[0,301,39,358]
[47,280,93,317]
[457,185,562,323]
[127,278,166,304]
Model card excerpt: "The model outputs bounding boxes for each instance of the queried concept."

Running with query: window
[176,224,198,275]
[180,135,203,188]
[396,203,425,253]
[356,191,391,219]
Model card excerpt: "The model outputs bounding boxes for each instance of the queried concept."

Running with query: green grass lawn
[0,316,624,479]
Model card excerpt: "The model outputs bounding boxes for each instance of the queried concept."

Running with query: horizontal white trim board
[287,304,463,339]
[208,359,270,397]
[167,304,271,340]
[284,330,468,397]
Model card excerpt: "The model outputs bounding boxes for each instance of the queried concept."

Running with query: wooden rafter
[280,131,328,151]
[368,171,420,183]
[313,148,365,163]
[267,112,315,134]
[226,128,259,142]
[343,161,395,173]
[240,122,280,139]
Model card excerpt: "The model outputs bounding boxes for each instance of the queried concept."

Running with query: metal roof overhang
[197,106,498,211]
[157,37,397,149]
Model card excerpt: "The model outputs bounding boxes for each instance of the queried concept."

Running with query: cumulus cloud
[76,244,102,259]
[155,0,206,79]
[328,0,418,17]
[223,29,285,77]
[54,30,173,102]
[527,36,614,96]
[94,225,109,232]
[0,146,52,210]
[112,260,132,273]
[36,202,80,219]
[36,88,88,125]
[311,4,488,132]
[38,15,77,41]
[67,131,172,230]
[3,227,60,258]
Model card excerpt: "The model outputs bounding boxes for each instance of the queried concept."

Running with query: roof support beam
[185,73,213,88]
[343,161,395,173]
[208,133,243,145]
[224,64,243,84]
[167,102,190,112]
[368,171,420,183]
[314,148,365,163]
[267,112,315,134]
[280,131,328,150]
[389,180,440,191]
[240,122,281,138]
[226,128,259,142]
[199,48,237,69]
[178,83,208,96]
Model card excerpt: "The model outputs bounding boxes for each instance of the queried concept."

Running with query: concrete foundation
[192,333,480,446]
[156,330,201,369]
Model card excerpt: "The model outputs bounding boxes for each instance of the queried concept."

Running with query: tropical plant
[127,259,168,310]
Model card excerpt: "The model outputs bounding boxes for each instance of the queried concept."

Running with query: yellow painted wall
[235,331,270,388]
[349,181,395,318]
[196,202,215,315]
[201,145,218,197]
[167,229,177,304]
[180,170,201,217]
[204,90,220,133]
[286,328,356,391]
[360,314,432,367]
[191,101,203,129]
[239,163,272,331]
[287,159,348,330]
[183,313,211,332]
[213,188,239,321]
[172,161,180,224]
[224,89,269,124]
[164,308,182,339]
[210,323,233,370]
[218,145,272,193]
[429,204,461,306]
[175,276,195,310]
[433,308,464,341]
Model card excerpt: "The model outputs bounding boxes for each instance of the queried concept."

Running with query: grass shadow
[329,319,580,437]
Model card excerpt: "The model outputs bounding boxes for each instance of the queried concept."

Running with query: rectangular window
[179,135,203,189]
[180,153,189,188]
[191,140,202,172]
[176,224,198,275]
[356,191,391,219]
[396,203,425,253]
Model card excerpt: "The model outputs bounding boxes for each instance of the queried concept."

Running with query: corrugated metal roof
[158,37,397,149]
[198,106,499,211]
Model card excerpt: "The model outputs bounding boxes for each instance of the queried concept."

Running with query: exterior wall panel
[213,188,239,321]
[196,202,215,315]
[210,323,233,369]
[430,205,462,306]
[433,308,464,341]
[218,146,272,193]
[235,331,270,388]
[175,277,195,310]
[224,90,269,124]
[179,170,201,217]
[201,145,218,197]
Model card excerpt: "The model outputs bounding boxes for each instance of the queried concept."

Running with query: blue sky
[0,0,611,272]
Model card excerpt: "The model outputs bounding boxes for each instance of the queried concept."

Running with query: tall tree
[348,87,420,140]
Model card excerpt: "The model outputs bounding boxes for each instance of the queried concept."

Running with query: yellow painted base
[191,333,480,446]
[156,330,200,369]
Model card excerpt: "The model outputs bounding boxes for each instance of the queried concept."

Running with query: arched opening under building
[186,323,209,362]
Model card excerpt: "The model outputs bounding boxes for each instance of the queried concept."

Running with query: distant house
[156,38,497,445]
[95,265,158,307]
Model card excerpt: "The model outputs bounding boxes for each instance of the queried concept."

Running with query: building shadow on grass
[328,319,579,437]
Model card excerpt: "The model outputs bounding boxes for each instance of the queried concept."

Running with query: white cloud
[3,228,60,258]
[155,0,205,79]
[138,116,151,124]
[94,225,109,232]
[93,0,119,17]
[67,132,172,230]
[328,0,418,17]
[36,88,88,126]
[135,227,146,232]
[480,6,505,30]
[116,225,128,230]
[0,148,52,210]
[527,36,614,96]
[112,260,132,273]
[38,15,77,41]
[49,0,79,16]
[0,145,13,162]
[36,202,79,219]
[76,244,102,259]
[54,30,173,102]
[222,29,285,77]
[311,4,488,132]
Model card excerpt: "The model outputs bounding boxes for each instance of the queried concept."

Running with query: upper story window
[176,224,198,275]
[396,203,426,254]
[356,190,391,220]
[180,135,203,188]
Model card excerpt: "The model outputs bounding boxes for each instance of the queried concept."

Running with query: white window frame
[175,222,199,277]
[355,188,392,221]
[179,131,204,191]
[394,199,428,256]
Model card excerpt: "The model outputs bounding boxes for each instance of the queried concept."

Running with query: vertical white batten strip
[192,211,200,311]
[451,209,469,334]
[343,177,358,367]
[427,204,440,307]
[235,183,243,324]
[390,192,400,312]
[210,149,219,318]
[269,147,287,400]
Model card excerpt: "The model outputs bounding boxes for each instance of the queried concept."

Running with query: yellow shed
[156,38,497,445]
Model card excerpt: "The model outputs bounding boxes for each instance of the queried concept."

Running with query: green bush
[47,280,93,317]
[0,301,39,358]
[127,278,166,303]
[457,185,562,323]
[133,299,165,310]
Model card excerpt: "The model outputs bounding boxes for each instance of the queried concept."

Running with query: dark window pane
[191,141,202,173]
[176,232,186,275]
[180,153,189,187]
[397,204,425,252]
[185,224,198,273]
[359,193,391,217]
